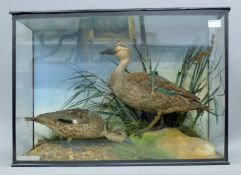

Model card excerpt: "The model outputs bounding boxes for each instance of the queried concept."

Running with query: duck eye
[120,44,127,48]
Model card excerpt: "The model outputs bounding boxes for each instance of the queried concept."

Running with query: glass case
[11,8,230,166]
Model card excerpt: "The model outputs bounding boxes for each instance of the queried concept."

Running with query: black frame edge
[9,7,231,16]
[224,11,229,163]
[12,15,17,165]
[11,7,230,167]
[11,159,229,167]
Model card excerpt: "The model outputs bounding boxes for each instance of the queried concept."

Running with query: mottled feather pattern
[111,71,206,113]
[32,109,105,139]
[126,72,200,101]
[102,42,209,132]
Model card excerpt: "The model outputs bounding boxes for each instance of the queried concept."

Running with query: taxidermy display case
[11,7,230,166]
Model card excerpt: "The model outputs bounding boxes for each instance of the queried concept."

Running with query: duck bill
[25,117,35,122]
[100,48,116,55]
[124,138,133,145]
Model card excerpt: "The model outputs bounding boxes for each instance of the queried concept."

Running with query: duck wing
[54,109,95,125]
[126,72,200,101]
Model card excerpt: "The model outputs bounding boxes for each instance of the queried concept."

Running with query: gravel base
[25,140,118,161]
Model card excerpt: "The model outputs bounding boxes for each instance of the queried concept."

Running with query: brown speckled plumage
[111,72,206,113]
[26,109,127,142]
[102,42,208,132]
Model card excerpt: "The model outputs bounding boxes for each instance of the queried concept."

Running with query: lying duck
[26,109,128,143]
[101,42,208,133]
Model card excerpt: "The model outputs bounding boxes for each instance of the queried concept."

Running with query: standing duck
[101,42,208,133]
[26,109,128,143]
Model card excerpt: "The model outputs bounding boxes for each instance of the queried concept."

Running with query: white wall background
[0,0,240,174]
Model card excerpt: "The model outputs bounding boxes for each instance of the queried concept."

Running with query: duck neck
[114,59,130,74]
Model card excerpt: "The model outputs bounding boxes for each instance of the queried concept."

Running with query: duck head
[25,110,80,129]
[104,130,132,144]
[25,113,60,127]
[101,42,131,62]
